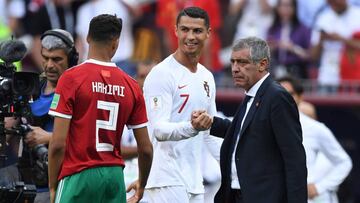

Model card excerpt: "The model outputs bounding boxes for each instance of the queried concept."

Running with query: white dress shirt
[231,73,270,189]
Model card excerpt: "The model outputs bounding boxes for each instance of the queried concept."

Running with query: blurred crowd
[1,0,360,94]
[0,1,359,203]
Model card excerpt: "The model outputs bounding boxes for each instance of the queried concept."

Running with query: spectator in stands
[296,0,326,28]
[219,0,276,69]
[310,0,360,93]
[230,0,276,41]
[75,0,137,77]
[28,0,76,72]
[267,0,311,79]
[277,75,353,203]
[0,0,11,41]
[340,30,360,81]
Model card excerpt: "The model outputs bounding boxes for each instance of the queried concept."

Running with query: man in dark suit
[192,37,307,203]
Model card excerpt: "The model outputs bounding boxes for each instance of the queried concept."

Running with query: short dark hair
[88,14,122,42]
[176,7,210,29]
[276,75,304,95]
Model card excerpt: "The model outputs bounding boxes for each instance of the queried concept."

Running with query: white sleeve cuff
[154,121,199,141]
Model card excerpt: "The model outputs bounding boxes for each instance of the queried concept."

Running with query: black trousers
[230,189,243,203]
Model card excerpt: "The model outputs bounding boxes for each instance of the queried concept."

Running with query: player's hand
[24,125,51,148]
[191,111,213,131]
[191,110,205,120]
[307,183,319,199]
[126,180,144,203]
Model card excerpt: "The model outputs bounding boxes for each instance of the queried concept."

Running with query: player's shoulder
[152,56,173,71]
[300,113,332,136]
[197,63,210,73]
[65,62,90,73]
[146,56,173,78]
[122,71,138,85]
[61,64,89,81]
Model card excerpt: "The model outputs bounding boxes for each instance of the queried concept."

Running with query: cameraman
[25,29,78,147]
[23,28,78,203]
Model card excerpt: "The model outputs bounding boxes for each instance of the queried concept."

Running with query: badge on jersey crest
[150,96,162,110]
[50,93,60,109]
[203,81,210,97]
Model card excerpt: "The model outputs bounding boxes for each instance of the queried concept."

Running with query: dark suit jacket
[211,76,307,203]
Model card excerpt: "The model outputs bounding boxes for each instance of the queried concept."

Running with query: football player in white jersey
[277,76,352,203]
[143,6,221,203]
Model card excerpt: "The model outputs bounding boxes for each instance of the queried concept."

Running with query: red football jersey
[49,59,148,180]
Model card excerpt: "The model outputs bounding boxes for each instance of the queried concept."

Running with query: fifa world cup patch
[149,96,162,110]
[50,93,60,109]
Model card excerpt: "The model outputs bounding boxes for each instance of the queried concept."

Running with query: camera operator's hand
[25,125,52,148]
[5,117,18,129]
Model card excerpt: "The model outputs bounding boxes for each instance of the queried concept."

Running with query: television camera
[0,39,41,203]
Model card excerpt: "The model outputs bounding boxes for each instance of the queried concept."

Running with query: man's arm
[271,91,307,202]
[144,68,203,141]
[191,111,232,139]
[209,116,232,138]
[309,123,352,198]
[121,145,138,160]
[126,126,153,203]
[48,117,70,203]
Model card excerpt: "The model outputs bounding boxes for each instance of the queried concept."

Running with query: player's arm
[126,126,153,203]
[144,69,202,141]
[133,127,153,188]
[121,145,138,160]
[48,117,70,203]
[121,127,138,159]
[311,124,352,197]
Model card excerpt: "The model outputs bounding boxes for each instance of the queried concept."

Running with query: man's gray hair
[41,29,74,54]
[232,37,271,64]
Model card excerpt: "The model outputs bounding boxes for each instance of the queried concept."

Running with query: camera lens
[0,78,12,92]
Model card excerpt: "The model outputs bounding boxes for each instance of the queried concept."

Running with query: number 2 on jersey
[178,94,189,113]
[96,100,119,151]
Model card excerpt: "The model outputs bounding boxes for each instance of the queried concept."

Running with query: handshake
[191,110,213,131]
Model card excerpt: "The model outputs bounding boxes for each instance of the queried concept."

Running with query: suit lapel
[239,97,260,136]
[239,76,273,139]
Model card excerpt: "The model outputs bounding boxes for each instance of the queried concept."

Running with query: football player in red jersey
[48,14,153,203]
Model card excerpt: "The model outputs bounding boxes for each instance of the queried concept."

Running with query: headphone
[40,30,79,67]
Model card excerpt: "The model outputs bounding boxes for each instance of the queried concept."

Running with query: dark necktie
[233,95,252,142]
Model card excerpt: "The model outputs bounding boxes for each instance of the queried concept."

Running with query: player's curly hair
[88,14,122,43]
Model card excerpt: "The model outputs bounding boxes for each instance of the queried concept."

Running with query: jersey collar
[86,59,117,67]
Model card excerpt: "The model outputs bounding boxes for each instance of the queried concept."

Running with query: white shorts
[143,186,204,203]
